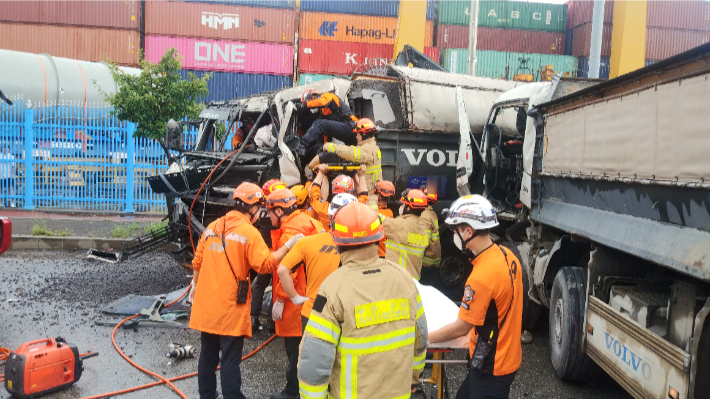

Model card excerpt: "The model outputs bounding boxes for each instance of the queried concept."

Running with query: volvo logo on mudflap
[604,332,652,380]
[401,149,458,167]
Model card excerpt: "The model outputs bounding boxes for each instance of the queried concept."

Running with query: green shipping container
[298,73,349,85]
[441,48,578,80]
[439,1,567,32]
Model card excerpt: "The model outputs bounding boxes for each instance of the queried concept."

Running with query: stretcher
[415,281,469,399]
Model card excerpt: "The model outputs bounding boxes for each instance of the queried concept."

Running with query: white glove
[272,300,285,321]
[188,281,196,304]
[290,294,310,305]
[284,233,305,249]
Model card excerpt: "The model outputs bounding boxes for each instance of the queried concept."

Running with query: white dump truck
[479,43,710,399]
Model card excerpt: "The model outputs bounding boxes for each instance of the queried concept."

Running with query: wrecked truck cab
[148,65,521,296]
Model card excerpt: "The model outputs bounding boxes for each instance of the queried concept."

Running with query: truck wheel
[501,242,540,331]
[549,266,596,382]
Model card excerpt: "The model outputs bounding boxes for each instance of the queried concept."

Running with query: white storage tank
[0,49,139,106]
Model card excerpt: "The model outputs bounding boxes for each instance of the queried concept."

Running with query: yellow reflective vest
[298,245,428,399]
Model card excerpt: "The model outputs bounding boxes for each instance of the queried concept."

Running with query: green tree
[100,48,211,143]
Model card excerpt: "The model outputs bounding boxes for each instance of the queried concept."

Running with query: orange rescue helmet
[233,182,264,205]
[265,188,298,210]
[332,175,355,194]
[355,118,377,134]
[374,180,395,198]
[302,88,319,103]
[401,188,428,210]
[331,202,384,246]
[262,179,287,196]
[291,184,309,207]
[424,187,438,204]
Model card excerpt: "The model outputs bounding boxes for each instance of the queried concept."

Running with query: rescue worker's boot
[251,316,261,335]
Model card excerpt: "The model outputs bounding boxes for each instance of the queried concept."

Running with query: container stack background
[143,0,295,103]
[0,1,141,67]
[567,0,710,78]
[437,0,578,80]
[297,0,436,85]
[1,0,710,102]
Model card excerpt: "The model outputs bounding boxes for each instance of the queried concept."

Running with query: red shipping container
[647,1,710,31]
[0,23,139,66]
[0,1,139,30]
[572,22,612,57]
[298,39,393,75]
[145,1,296,44]
[645,27,710,61]
[424,47,440,64]
[436,25,565,55]
[566,0,613,30]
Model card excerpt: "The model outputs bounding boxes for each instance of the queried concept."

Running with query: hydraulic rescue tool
[3,337,98,398]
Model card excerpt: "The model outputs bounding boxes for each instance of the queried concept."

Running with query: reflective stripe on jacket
[323,138,381,196]
[382,214,428,280]
[420,207,441,267]
[297,245,428,399]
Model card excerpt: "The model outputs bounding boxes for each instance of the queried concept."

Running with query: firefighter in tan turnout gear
[381,189,431,281]
[297,201,428,399]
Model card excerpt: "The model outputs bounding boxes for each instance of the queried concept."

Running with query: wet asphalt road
[0,250,632,399]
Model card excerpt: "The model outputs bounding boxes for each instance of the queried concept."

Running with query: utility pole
[467,0,479,76]
[588,0,605,78]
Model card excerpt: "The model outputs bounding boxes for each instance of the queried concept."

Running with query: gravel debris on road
[0,250,631,399]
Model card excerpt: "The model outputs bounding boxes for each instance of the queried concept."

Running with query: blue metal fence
[0,99,202,214]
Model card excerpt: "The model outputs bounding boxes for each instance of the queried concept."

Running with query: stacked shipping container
[143,0,294,102]
[436,1,573,81]
[297,1,437,83]
[0,1,140,66]
[567,1,710,78]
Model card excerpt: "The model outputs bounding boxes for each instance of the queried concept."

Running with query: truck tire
[549,266,596,382]
[501,242,540,331]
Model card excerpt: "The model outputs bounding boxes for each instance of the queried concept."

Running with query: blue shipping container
[298,73,349,86]
[565,29,573,56]
[173,0,295,9]
[180,70,293,103]
[577,57,610,79]
[300,0,435,20]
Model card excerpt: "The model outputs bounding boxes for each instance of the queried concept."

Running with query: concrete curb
[10,234,172,251]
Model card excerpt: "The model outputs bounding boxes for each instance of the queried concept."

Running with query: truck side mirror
[166,119,184,151]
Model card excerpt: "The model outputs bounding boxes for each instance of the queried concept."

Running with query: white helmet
[328,193,358,219]
[444,195,499,230]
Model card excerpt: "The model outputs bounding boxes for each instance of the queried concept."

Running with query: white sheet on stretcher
[414,280,469,349]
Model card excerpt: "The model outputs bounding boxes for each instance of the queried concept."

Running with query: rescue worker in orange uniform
[266,188,326,399]
[189,182,305,399]
[420,188,442,269]
[429,195,523,399]
[306,118,382,198]
[373,180,395,257]
[297,202,429,399]
[308,164,356,231]
[251,179,288,333]
[298,89,359,158]
[290,183,317,220]
[276,193,357,334]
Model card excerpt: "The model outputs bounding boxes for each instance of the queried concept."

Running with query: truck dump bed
[532,43,710,282]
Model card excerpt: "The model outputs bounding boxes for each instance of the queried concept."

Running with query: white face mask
[310,108,318,114]
[398,205,405,215]
[453,232,463,250]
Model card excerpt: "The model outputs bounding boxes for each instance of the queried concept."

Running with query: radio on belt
[3,337,98,398]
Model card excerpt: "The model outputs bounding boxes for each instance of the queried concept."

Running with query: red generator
[3,337,90,398]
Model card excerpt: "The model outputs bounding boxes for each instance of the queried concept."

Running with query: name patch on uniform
[355,298,409,329]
